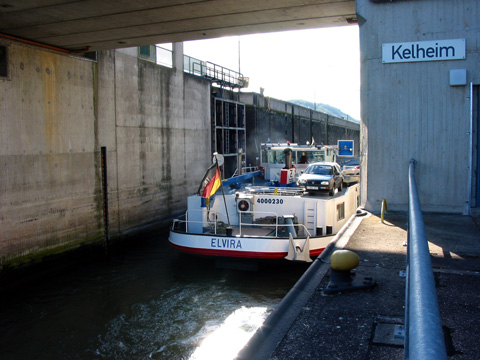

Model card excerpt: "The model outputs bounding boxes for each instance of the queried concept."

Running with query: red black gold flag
[197,163,221,199]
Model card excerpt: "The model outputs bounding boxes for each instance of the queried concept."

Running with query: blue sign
[338,140,354,156]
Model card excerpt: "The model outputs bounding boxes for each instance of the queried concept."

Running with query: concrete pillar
[172,42,184,76]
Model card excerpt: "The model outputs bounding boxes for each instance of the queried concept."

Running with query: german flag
[197,163,222,199]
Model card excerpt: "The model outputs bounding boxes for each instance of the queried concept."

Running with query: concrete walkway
[237,211,480,360]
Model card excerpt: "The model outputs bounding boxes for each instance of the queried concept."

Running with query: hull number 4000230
[257,198,284,205]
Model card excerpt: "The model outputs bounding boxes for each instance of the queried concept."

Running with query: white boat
[169,183,360,262]
[169,142,360,262]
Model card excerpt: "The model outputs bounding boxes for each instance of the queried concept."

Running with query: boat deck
[231,226,277,237]
[301,187,349,198]
[203,225,281,238]
[239,181,354,199]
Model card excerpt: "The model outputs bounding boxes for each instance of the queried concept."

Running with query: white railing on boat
[172,209,312,238]
[238,213,312,238]
[243,186,305,196]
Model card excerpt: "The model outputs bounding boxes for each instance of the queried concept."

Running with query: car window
[343,159,360,167]
[305,165,333,175]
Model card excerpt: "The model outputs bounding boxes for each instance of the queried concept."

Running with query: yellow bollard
[381,198,388,223]
[325,250,376,294]
[330,250,360,271]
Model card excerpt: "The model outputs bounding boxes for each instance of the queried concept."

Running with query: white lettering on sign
[382,39,465,63]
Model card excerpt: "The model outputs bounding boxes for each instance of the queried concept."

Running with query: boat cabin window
[262,148,327,165]
[297,151,310,164]
[295,150,326,164]
[305,164,333,175]
[266,150,285,164]
[261,150,268,164]
[337,202,345,220]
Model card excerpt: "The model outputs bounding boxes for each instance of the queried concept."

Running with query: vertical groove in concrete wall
[92,60,104,245]
[113,50,121,236]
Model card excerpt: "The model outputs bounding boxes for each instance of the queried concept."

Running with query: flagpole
[216,158,231,227]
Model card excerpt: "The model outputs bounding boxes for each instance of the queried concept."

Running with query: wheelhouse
[260,143,337,182]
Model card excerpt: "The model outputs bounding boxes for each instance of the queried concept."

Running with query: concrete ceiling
[0,0,356,52]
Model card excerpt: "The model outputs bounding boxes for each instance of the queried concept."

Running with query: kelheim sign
[382,39,465,63]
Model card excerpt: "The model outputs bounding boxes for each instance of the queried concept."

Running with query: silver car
[341,158,360,185]
[297,162,344,196]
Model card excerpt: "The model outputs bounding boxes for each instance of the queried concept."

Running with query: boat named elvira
[169,142,360,262]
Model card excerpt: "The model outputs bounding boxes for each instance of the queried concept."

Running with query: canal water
[0,227,309,360]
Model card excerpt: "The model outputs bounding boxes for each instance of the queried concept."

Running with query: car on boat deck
[341,158,360,186]
[297,162,344,196]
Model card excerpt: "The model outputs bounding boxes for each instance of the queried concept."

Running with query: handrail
[153,46,246,88]
[173,210,311,238]
[238,210,279,237]
[243,186,305,196]
[405,159,447,359]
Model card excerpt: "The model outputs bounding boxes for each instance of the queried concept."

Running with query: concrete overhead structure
[357,0,480,214]
[0,0,356,51]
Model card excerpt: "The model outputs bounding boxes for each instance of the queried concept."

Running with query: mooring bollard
[325,250,376,294]
[381,198,388,223]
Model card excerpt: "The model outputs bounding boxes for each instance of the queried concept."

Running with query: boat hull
[168,230,330,260]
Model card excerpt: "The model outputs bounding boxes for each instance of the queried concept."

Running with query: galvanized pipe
[406,159,447,360]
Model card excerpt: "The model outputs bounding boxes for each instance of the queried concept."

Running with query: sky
[179,26,361,120]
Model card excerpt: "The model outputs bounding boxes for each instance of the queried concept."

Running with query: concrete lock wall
[240,92,360,166]
[0,41,211,269]
[0,41,101,268]
[97,48,211,235]
[357,0,480,214]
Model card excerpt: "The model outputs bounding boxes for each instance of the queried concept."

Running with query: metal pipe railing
[405,159,447,359]
[173,210,312,238]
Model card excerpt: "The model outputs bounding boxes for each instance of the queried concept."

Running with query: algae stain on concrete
[42,53,59,153]
[92,61,105,242]
[137,60,148,189]
[1,233,102,270]
[160,71,173,215]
